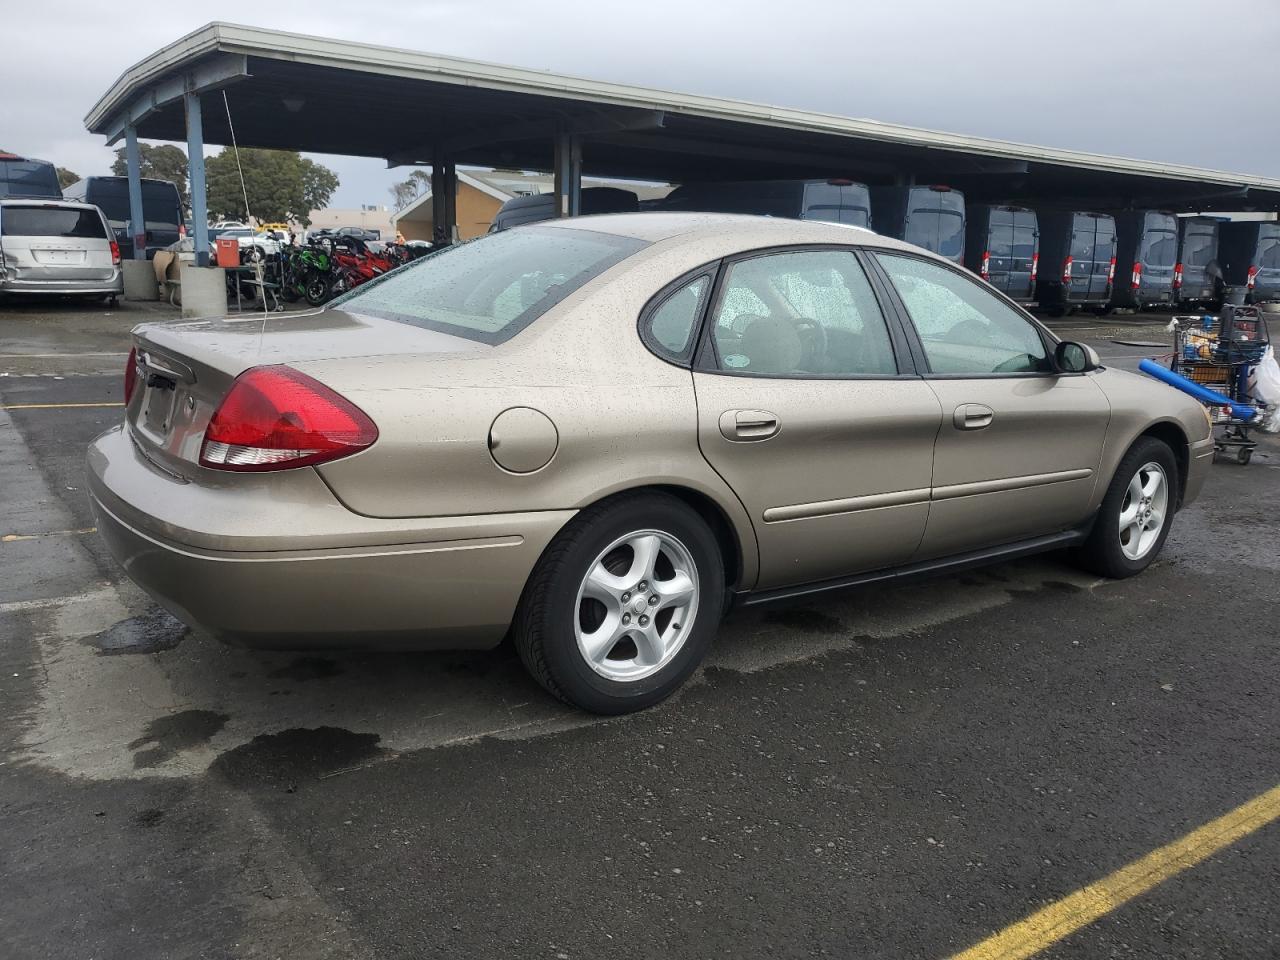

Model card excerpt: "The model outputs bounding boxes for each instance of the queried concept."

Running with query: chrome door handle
[953,403,994,431]
[719,409,779,441]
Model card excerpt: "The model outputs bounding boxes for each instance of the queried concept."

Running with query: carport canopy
[87,21,1280,260]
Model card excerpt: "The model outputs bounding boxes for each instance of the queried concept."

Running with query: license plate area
[33,248,86,265]
[141,376,178,438]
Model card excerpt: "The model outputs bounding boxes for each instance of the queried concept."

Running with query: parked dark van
[489,187,639,232]
[61,176,184,259]
[1174,217,1222,307]
[869,185,965,263]
[965,205,1039,302]
[0,153,62,199]
[658,178,873,227]
[1218,220,1280,303]
[1033,211,1116,315]
[1111,210,1178,309]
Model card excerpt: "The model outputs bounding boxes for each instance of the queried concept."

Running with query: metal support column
[123,126,147,260]
[185,92,209,267]
[430,150,457,246]
[552,133,582,217]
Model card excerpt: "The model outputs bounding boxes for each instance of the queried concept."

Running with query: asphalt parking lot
[2,299,1278,959]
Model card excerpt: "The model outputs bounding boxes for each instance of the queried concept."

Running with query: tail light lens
[1131,262,1142,289]
[123,347,138,405]
[199,365,378,472]
[1173,263,1183,289]
[979,251,990,280]
[1247,265,1259,289]
[1030,252,1039,283]
[1062,255,1073,283]
[179,223,187,239]
[110,240,121,266]
[1107,256,1117,285]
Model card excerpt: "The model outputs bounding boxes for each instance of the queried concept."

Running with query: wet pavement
[2,298,1277,959]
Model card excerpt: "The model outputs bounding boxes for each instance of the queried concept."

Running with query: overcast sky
[4,0,1277,209]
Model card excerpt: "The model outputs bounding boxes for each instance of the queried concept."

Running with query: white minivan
[0,199,123,302]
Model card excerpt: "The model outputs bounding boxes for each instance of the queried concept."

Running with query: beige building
[393,169,672,241]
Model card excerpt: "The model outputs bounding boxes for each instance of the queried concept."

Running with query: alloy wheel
[1118,461,1168,560]
[574,529,700,682]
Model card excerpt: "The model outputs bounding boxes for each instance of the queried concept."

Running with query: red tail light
[123,347,138,405]
[1247,265,1259,289]
[979,250,990,280]
[1030,252,1039,283]
[1130,261,1142,290]
[110,240,121,266]
[1062,255,1073,283]
[1107,256,1117,285]
[1173,262,1183,289]
[179,223,187,239]
[199,365,378,472]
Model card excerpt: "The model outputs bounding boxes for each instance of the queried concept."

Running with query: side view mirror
[1054,340,1101,373]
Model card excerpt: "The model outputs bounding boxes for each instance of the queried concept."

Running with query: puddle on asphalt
[210,727,384,791]
[84,607,188,655]
[129,710,230,769]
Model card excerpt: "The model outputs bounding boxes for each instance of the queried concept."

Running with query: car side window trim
[691,243,918,380]
[866,247,1064,379]
[637,264,722,367]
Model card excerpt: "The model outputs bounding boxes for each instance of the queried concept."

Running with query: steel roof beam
[98,53,249,146]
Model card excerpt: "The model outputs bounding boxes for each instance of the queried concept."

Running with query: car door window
[709,249,897,376]
[643,274,710,359]
[876,253,1049,375]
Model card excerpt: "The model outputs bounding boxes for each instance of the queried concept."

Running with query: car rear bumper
[87,425,572,650]
[0,271,123,295]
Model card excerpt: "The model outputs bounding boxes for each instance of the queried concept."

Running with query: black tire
[1044,304,1066,318]
[1074,437,1180,579]
[513,492,724,714]
[304,274,330,306]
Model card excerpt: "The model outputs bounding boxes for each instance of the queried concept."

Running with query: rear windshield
[0,160,61,198]
[333,226,648,344]
[86,180,182,227]
[1182,226,1217,268]
[907,209,965,259]
[1,206,107,238]
[1141,229,1178,267]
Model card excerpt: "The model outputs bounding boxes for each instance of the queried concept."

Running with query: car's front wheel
[1076,437,1179,578]
[514,493,724,714]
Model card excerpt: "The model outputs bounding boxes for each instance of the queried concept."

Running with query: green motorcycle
[283,245,334,306]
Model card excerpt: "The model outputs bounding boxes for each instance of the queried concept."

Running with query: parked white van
[0,199,123,302]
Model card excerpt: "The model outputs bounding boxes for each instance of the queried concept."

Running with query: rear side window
[334,226,647,344]
[1260,235,1280,271]
[644,275,711,359]
[708,249,897,377]
[1,206,107,238]
[877,253,1048,375]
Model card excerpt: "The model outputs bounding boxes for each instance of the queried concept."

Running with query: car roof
[533,211,911,251]
[0,198,103,213]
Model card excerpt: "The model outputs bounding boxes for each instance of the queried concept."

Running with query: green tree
[56,167,80,189]
[110,144,189,204]
[205,149,339,226]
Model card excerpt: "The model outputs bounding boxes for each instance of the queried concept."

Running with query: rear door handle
[719,409,779,441]
[953,403,994,431]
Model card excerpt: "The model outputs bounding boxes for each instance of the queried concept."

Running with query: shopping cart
[1169,305,1271,464]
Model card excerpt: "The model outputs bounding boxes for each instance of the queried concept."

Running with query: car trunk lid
[126,307,487,476]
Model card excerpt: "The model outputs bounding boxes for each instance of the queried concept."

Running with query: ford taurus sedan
[89,213,1214,713]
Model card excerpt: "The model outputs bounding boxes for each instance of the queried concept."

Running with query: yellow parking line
[0,402,124,410]
[2,528,98,543]
[949,783,1280,960]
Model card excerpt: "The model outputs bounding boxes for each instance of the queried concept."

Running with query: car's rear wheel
[1075,437,1179,578]
[513,493,724,714]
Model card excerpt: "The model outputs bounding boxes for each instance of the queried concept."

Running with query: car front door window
[875,253,1048,375]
